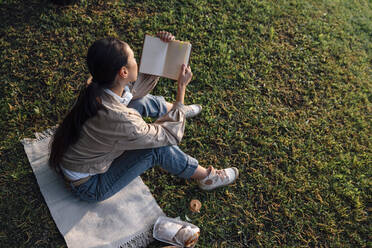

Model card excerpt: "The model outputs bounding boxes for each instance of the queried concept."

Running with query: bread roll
[174,226,200,247]
[156,221,183,241]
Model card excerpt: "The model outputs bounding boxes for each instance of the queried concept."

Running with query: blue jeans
[70,94,199,202]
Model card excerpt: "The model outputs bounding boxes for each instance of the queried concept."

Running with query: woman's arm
[176,64,192,104]
[118,63,192,150]
[115,105,186,150]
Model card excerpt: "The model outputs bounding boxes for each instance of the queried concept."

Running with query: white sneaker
[197,166,239,191]
[184,104,202,118]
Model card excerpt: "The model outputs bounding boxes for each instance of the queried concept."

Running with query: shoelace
[215,169,228,182]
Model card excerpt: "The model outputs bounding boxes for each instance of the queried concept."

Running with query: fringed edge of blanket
[115,227,155,248]
[21,126,57,145]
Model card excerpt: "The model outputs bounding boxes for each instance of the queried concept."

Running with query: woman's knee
[128,97,146,114]
[129,95,167,118]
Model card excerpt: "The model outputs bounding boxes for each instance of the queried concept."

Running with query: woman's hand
[156,31,175,42]
[178,64,193,88]
[176,64,192,104]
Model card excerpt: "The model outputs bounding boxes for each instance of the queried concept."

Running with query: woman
[49,31,239,202]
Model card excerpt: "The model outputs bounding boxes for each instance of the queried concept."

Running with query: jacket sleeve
[115,102,186,150]
[130,73,160,100]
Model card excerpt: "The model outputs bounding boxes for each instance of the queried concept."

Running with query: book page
[139,35,168,77]
[163,41,192,80]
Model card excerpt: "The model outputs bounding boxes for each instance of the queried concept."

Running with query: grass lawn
[0,0,371,247]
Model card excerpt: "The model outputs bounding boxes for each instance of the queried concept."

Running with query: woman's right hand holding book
[176,64,192,104]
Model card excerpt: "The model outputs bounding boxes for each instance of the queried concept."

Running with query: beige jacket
[60,74,186,174]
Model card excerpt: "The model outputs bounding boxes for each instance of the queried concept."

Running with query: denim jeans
[70,94,199,202]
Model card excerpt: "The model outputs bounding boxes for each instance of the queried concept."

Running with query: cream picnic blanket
[21,128,164,248]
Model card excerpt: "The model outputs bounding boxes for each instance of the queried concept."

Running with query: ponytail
[49,81,103,171]
[49,37,129,171]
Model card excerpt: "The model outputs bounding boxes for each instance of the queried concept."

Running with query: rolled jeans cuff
[176,155,198,179]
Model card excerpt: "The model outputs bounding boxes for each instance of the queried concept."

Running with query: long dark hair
[49,37,129,171]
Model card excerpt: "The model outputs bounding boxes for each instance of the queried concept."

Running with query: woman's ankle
[190,166,210,180]
[165,102,173,112]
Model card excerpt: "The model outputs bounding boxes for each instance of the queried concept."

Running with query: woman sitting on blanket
[49,31,239,202]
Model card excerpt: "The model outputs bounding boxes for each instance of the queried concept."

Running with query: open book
[139,35,192,80]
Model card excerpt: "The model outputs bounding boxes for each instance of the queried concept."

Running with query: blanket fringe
[21,126,57,145]
[117,227,154,248]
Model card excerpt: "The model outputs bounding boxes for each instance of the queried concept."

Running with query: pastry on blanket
[174,225,200,247]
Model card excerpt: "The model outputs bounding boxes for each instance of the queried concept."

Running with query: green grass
[1,0,371,247]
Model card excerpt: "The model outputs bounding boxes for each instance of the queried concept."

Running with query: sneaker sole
[232,167,239,183]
